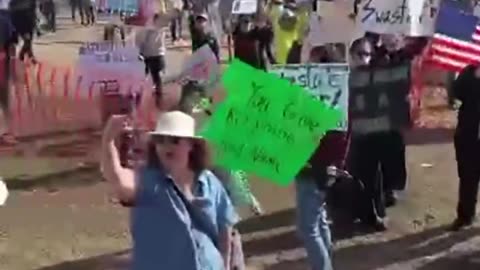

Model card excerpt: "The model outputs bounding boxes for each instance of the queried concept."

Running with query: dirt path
[2,114,480,270]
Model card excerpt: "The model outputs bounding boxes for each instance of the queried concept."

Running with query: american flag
[427,1,480,72]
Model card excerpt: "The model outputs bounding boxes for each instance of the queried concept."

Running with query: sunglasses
[153,136,182,145]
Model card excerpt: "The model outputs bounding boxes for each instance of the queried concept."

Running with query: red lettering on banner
[88,80,94,100]
[23,61,33,108]
[63,68,70,98]
[49,67,57,95]
[36,63,43,95]
[74,76,82,100]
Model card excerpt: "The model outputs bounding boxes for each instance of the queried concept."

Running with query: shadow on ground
[267,226,480,270]
[35,250,130,270]
[33,225,480,270]
[238,208,374,258]
[418,250,480,270]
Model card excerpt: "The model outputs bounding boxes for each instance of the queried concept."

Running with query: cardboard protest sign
[269,63,349,131]
[75,43,147,96]
[201,60,342,186]
[349,63,411,134]
[357,0,440,36]
[307,0,364,46]
[231,0,257,14]
[177,44,220,92]
[103,0,139,13]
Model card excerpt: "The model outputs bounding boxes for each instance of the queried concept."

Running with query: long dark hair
[146,138,210,173]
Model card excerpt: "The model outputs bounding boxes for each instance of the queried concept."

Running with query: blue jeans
[296,178,333,270]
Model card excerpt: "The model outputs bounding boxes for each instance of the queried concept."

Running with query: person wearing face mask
[267,0,309,64]
[232,14,276,70]
[368,34,426,208]
[189,12,220,61]
[348,37,390,231]
[232,15,258,67]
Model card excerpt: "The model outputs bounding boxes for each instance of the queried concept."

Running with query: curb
[5,164,100,191]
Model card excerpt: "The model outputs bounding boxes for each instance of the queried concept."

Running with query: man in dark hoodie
[450,64,480,231]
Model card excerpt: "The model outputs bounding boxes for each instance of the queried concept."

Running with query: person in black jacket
[450,64,480,231]
[232,14,275,70]
[189,12,220,61]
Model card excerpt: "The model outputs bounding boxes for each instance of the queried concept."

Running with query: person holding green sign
[291,46,352,270]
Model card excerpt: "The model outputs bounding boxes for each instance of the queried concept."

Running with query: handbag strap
[168,177,220,250]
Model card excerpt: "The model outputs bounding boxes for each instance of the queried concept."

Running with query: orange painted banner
[0,53,155,138]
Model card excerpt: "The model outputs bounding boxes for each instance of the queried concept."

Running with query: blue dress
[131,167,239,270]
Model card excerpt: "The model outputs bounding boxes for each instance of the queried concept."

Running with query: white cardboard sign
[357,0,440,36]
[308,1,364,46]
[231,0,257,14]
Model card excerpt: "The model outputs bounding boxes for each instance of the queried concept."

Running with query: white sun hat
[149,111,201,139]
[0,178,8,206]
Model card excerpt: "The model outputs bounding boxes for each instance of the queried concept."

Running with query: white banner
[357,0,440,36]
[231,0,257,14]
[76,43,147,96]
[269,64,350,131]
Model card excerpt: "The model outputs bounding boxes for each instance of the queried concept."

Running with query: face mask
[240,22,252,32]
[352,52,371,67]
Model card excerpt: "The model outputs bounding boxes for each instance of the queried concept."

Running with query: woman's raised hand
[104,115,131,140]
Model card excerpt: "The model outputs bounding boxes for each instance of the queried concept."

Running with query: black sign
[349,63,411,134]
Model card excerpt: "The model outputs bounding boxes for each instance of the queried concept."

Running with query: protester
[9,0,38,63]
[0,0,17,144]
[189,12,220,61]
[70,0,85,24]
[85,0,96,25]
[232,14,276,70]
[450,64,480,231]
[370,34,425,208]
[103,15,126,46]
[169,3,184,44]
[232,15,259,67]
[267,0,309,64]
[292,44,351,270]
[101,111,239,270]
[39,0,56,32]
[347,37,389,231]
[135,13,168,106]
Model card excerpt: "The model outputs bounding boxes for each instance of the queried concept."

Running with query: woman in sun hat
[101,111,239,270]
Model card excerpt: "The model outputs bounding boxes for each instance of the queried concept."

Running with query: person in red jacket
[294,44,350,270]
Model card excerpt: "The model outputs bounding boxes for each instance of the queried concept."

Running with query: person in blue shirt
[101,111,239,270]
